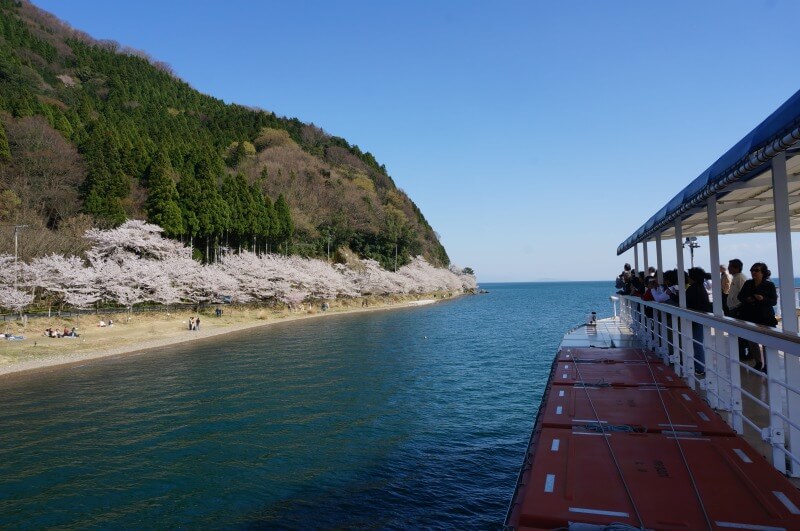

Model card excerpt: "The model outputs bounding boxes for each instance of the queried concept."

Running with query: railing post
[712,326,731,412]
[766,347,787,474]
[728,333,744,434]
[679,316,693,382]
[704,324,718,407]
[656,309,668,361]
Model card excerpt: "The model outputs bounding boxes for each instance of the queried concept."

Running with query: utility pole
[327,232,331,262]
[13,224,27,265]
[684,237,700,268]
[12,224,28,289]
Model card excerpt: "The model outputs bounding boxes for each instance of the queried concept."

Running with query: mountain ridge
[0,0,450,270]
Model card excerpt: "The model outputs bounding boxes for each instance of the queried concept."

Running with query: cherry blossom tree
[1,220,477,319]
[84,219,190,263]
[86,220,187,317]
[0,254,34,316]
[168,257,241,309]
[94,256,181,318]
[29,254,94,315]
[343,259,409,295]
[0,288,34,317]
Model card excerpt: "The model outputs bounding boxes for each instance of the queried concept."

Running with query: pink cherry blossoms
[0,220,477,314]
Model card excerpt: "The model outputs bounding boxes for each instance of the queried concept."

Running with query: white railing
[619,295,800,477]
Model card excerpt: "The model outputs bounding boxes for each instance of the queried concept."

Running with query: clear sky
[32,0,800,282]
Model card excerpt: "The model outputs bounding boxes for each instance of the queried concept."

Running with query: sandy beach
[0,294,449,379]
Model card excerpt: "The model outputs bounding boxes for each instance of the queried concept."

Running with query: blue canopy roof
[617,88,800,255]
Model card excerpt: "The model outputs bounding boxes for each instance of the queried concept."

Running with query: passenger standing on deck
[616,263,632,293]
[720,264,732,315]
[703,272,713,299]
[630,272,645,297]
[727,259,750,360]
[738,262,778,373]
[686,267,712,376]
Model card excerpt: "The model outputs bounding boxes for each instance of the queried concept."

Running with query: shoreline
[0,295,449,380]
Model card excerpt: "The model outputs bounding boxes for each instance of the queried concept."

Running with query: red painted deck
[506,344,800,530]
[540,385,734,436]
[558,346,663,364]
[513,427,800,530]
[553,360,685,388]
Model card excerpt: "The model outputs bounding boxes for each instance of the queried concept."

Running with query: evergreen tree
[176,172,200,244]
[194,159,229,260]
[0,118,10,161]
[274,194,293,252]
[80,124,130,224]
[250,186,271,253]
[145,151,184,237]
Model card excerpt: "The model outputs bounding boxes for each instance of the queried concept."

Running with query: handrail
[619,295,800,349]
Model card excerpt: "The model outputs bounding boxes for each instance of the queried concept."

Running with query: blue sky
[33,0,800,282]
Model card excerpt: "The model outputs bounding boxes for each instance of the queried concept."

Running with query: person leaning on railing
[738,262,778,373]
[687,267,712,376]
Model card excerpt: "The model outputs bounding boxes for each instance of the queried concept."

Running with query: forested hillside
[0,0,449,269]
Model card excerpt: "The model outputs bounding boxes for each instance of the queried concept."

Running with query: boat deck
[504,317,800,530]
[562,317,777,462]
[559,317,640,350]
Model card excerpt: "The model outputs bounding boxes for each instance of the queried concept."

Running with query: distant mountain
[0,0,449,269]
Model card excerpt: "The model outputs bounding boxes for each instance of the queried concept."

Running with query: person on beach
[189,316,194,331]
[195,317,200,331]
[738,262,778,373]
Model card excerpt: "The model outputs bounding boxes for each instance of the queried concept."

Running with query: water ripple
[0,282,613,529]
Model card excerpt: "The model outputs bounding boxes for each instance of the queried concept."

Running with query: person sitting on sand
[108,319,114,327]
[64,327,71,337]
[98,320,106,327]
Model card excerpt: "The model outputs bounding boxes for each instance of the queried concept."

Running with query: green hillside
[0,0,449,269]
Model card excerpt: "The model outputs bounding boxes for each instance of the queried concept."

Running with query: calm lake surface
[0,282,615,529]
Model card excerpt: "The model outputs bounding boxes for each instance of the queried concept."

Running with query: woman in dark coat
[686,267,712,376]
[738,262,778,372]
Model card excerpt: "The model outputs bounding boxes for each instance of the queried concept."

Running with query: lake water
[0,282,615,529]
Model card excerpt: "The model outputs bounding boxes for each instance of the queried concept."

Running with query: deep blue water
[0,282,615,529]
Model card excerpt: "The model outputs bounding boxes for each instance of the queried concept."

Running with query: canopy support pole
[655,233,663,285]
[707,197,723,318]
[675,221,686,309]
[675,219,692,381]
[772,151,799,476]
[773,151,797,333]
[707,195,728,411]
[643,241,649,275]
[634,243,639,274]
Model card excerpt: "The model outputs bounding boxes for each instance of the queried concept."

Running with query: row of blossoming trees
[0,220,477,317]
